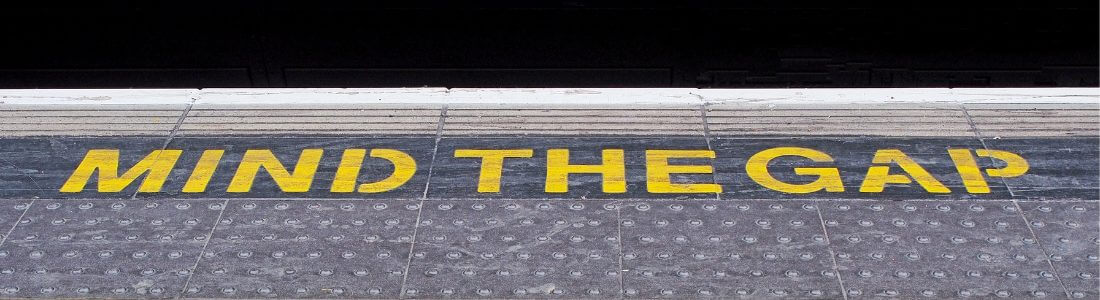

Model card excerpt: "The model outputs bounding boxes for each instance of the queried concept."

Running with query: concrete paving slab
[181,200,418,299]
[403,200,620,298]
[1019,201,1100,298]
[619,200,841,298]
[0,200,32,248]
[821,200,1064,298]
[0,199,222,299]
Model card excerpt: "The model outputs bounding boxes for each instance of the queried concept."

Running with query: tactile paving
[1019,201,1100,298]
[620,200,841,298]
[0,199,222,299]
[820,200,1064,298]
[403,200,620,298]
[182,200,419,298]
[0,200,32,246]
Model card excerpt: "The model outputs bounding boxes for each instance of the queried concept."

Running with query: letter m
[60,149,182,193]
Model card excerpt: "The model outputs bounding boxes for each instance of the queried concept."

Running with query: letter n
[227,149,323,193]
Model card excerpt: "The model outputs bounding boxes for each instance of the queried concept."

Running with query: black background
[0,1,1096,88]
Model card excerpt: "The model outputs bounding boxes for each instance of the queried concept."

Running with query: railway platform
[0,88,1096,299]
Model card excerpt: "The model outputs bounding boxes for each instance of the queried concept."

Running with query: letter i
[182,150,225,193]
[331,149,366,192]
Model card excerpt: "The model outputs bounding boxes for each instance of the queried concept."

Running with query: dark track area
[0,1,1096,88]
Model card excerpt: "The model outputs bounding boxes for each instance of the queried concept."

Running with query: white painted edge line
[0,89,198,105]
[0,88,1096,105]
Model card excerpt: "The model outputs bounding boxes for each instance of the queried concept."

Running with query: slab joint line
[164,93,197,149]
[398,200,426,299]
[699,103,713,149]
[959,104,1017,197]
[421,105,447,200]
[614,200,625,299]
[814,201,849,300]
[131,95,195,200]
[962,104,1071,297]
[0,156,43,191]
[401,105,446,298]
[699,103,721,200]
[1013,200,1072,298]
[0,199,34,249]
[176,199,229,299]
